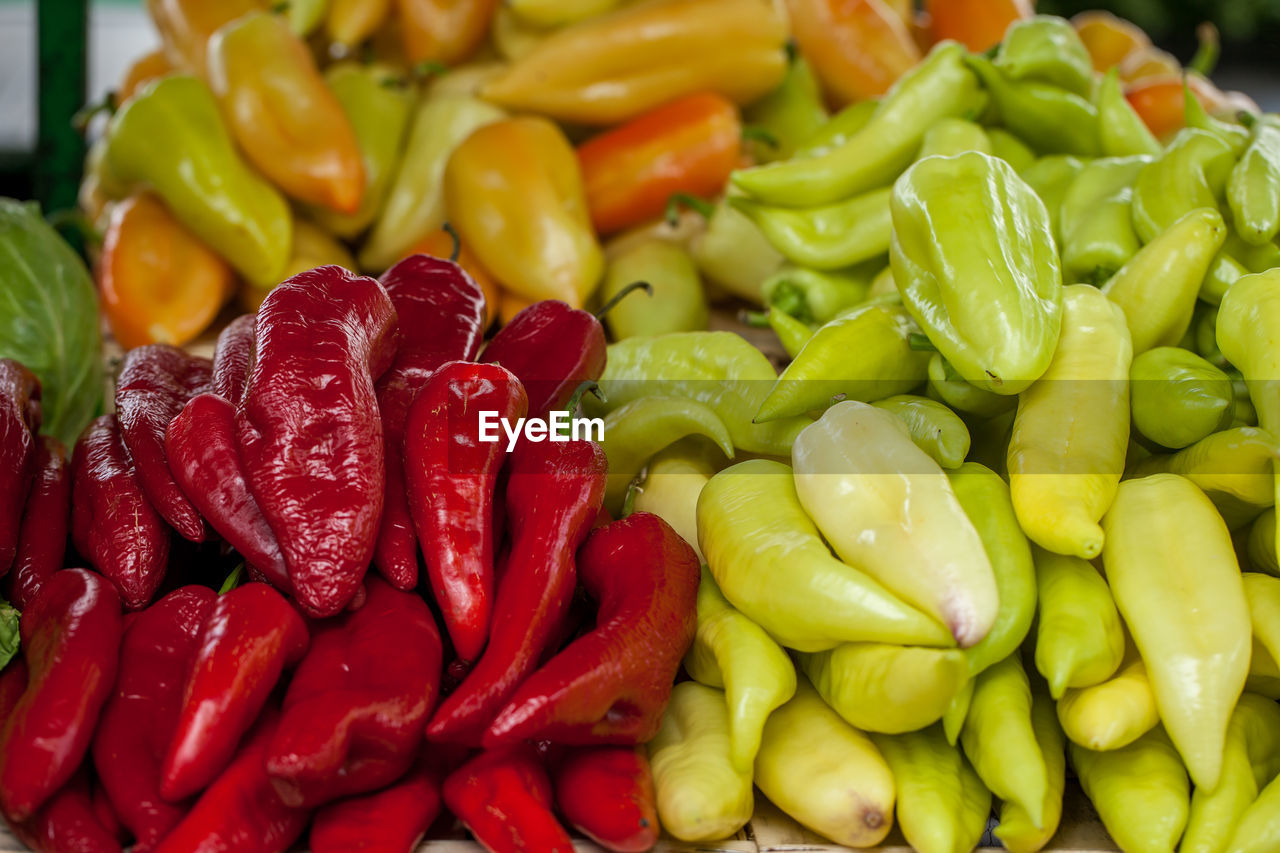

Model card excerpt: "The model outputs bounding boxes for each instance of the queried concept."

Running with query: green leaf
[0,598,18,670]
[218,564,246,595]
[0,198,104,448]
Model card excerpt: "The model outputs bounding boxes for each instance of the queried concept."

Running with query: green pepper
[1228,114,1280,246]
[794,99,878,157]
[732,42,985,207]
[1020,154,1086,242]
[743,54,829,163]
[1131,128,1236,244]
[755,302,931,422]
[731,188,891,270]
[872,395,970,469]
[1129,347,1235,449]
[925,354,1017,418]
[1194,303,1229,368]
[767,309,815,359]
[1216,269,1280,433]
[283,0,327,35]
[104,75,292,286]
[1071,728,1190,853]
[1248,508,1279,576]
[1227,228,1280,274]
[1184,85,1251,156]
[989,128,1037,173]
[866,265,897,300]
[917,118,992,159]
[1034,546,1127,698]
[966,54,1099,157]
[891,151,1064,395]
[994,15,1094,97]
[1200,250,1251,306]
[1059,155,1150,284]
[1095,67,1162,157]
[995,684,1068,853]
[685,196,784,304]
[601,240,708,339]
[1200,227,1280,307]
[761,262,877,325]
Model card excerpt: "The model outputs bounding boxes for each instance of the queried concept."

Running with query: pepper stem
[441,222,462,262]
[566,380,605,414]
[768,281,811,323]
[1239,110,1258,129]
[412,60,449,81]
[71,93,115,134]
[665,193,715,227]
[595,281,653,320]
[908,333,938,352]
[1189,22,1220,77]
[740,309,771,328]
[218,564,246,595]
[741,126,779,149]
[621,480,642,517]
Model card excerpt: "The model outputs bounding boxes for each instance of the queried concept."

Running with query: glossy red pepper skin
[166,393,290,592]
[404,361,527,663]
[7,438,70,611]
[160,582,310,801]
[0,359,41,577]
[211,314,255,404]
[115,344,212,542]
[553,746,659,853]
[374,255,487,591]
[0,569,123,822]
[5,768,122,853]
[89,780,128,847]
[427,438,607,746]
[153,710,310,853]
[237,266,399,617]
[265,577,443,808]
[92,586,217,850]
[486,512,698,745]
[71,415,171,609]
[480,301,607,419]
[442,744,575,853]
[308,751,453,853]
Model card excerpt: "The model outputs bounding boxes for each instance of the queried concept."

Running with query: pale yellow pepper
[1057,641,1159,752]
[1071,727,1190,853]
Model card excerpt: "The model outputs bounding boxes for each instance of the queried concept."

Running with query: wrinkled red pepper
[115,344,212,542]
[487,512,698,745]
[5,768,122,853]
[93,586,217,850]
[0,359,40,577]
[167,393,290,592]
[161,582,309,801]
[442,744,575,853]
[0,569,122,821]
[211,314,256,405]
[553,745,659,853]
[7,438,70,611]
[428,438,607,746]
[373,254,488,592]
[404,361,527,663]
[265,576,443,808]
[153,709,310,853]
[71,415,171,609]
[480,301,607,420]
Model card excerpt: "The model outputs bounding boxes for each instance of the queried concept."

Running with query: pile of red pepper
[0,257,700,853]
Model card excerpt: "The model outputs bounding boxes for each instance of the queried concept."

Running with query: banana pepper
[1129,346,1235,450]
[996,685,1067,853]
[1071,728,1190,853]
[1019,155,1085,243]
[760,262,876,325]
[995,15,1094,97]
[326,0,391,48]
[600,240,708,339]
[732,188,891,271]
[1229,114,1280,246]
[874,396,970,469]
[917,117,992,159]
[631,443,718,560]
[1033,547,1127,698]
[1096,67,1162,157]
[1131,128,1236,244]
[1057,640,1159,752]
[743,54,828,164]
[506,0,618,28]
[966,54,1100,157]
[1059,155,1150,285]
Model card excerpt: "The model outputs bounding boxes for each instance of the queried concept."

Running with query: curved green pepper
[1131,128,1236,243]
[996,685,1068,853]
[1229,114,1280,246]
[601,240,708,339]
[795,99,878,158]
[1096,68,1162,157]
[1249,508,1279,576]
[1130,346,1235,449]
[995,15,1094,97]
[1020,154,1086,242]
[1060,155,1150,284]
[917,118,992,160]
[761,262,877,325]
[926,354,1017,418]
[1034,547,1126,698]
[766,309,814,359]
[1184,85,1251,156]
[1216,269,1280,433]
[687,198,784,303]
[891,151,1063,395]
[731,188,891,270]
[1071,728,1190,853]
[743,54,829,163]
[872,395,970,469]
[967,54,1099,157]
[989,128,1038,173]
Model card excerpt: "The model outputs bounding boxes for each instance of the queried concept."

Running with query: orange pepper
[327,0,393,48]
[1072,11,1150,72]
[397,0,497,66]
[577,92,741,236]
[207,11,366,214]
[787,0,920,105]
[145,0,263,73]
[925,0,1031,53]
[1125,74,1259,141]
[114,49,174,108]
[98,194,234,350]
[408,229,502,327]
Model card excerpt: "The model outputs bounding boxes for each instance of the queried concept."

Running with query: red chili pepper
[0,359,40,577]
[115,344,213,542]
[480,302,607,420]
[153,709,310,853]
[211,314,256,404]
[166,393,290,591]
[404,361,527,663]
[71,415,171,609]
[5,768,122,853]
[265,576,443,808]
[160,582,310,801]
[442,744,575,853]
[6,438,70,611]
[0,569,122,821]
[89,778,128,848]
[428,438,607,746]
[486,512,698,745]
[0,659,25,717]
[92,586,217,850]
[553,745,659,853]
[237,266,399,617]
[373,254,487,592]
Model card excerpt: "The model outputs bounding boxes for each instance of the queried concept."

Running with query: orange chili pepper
[114,49,174,108]
[1125,74,1259,141]
[145,0,263,74]
[577,92,741,236]
[1072,11,1150,73]
[327,0,393,48]
[925,0,1031,53]
[787,0,920,105]
[409,230,501,327]
[207,11,366,214]
[397,0,497,66]
[98,194,234,350]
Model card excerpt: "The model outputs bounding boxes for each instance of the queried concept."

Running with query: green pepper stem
[411,60,449,80]
[218,564,246,595]
[621,480,641,518]
[1239,110,1258,129]
[768,281,810,323]
[665,193,715,227]
[72,93,115,134]
[595,281,653,320]
[566,380,605,414]
[740,309,771,328]
[441,222,462,262]
[908,333,939,352]
[741,126,779,149]
[1188,22,1220,77]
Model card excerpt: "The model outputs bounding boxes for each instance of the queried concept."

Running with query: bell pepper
[995,15,1094,97]
[1008,284,1133,560]
[486,512,699,745]
[0,570,122,822]
[1033,547,1126,699]
[309,751,448,853]
[160,583,310,801]
[480,0,786,125]
[373,255,487,593]
[398,0,497,66]
[444,744,574,852]
[732,186,892,270]
[1229,114,1280,247]
[874,395,970,469]
[97,193,234,350]
[5,767,122,853]
[967,55,1100,157]
[1095,68,1163,157]
[145,0,261,73]
[325,0,391,47]
[114,47,173,107]
[1071,728,1190,853]
[0,361,39,579]
[743,54,829,163]
[104,76,291,286]
[552,746,658,853]
[70,416,171,610]
[1057,640,1159,752]
[91,587,216,849]
[732,42,983,207]
[6,438,69,611]
[266,577,442,807]
[359,95,506,273]
[1129,346,1235,449]
[237,266,398,617]
[926,0,1032,52]
[892,151,1063,395]
[786,0,920,106]
[1059,155,1150,284]
[698,459,953,651]
[428,438,607,745]
[208,11,365,214]
[761,261,876,325]
[601,241,708,339]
